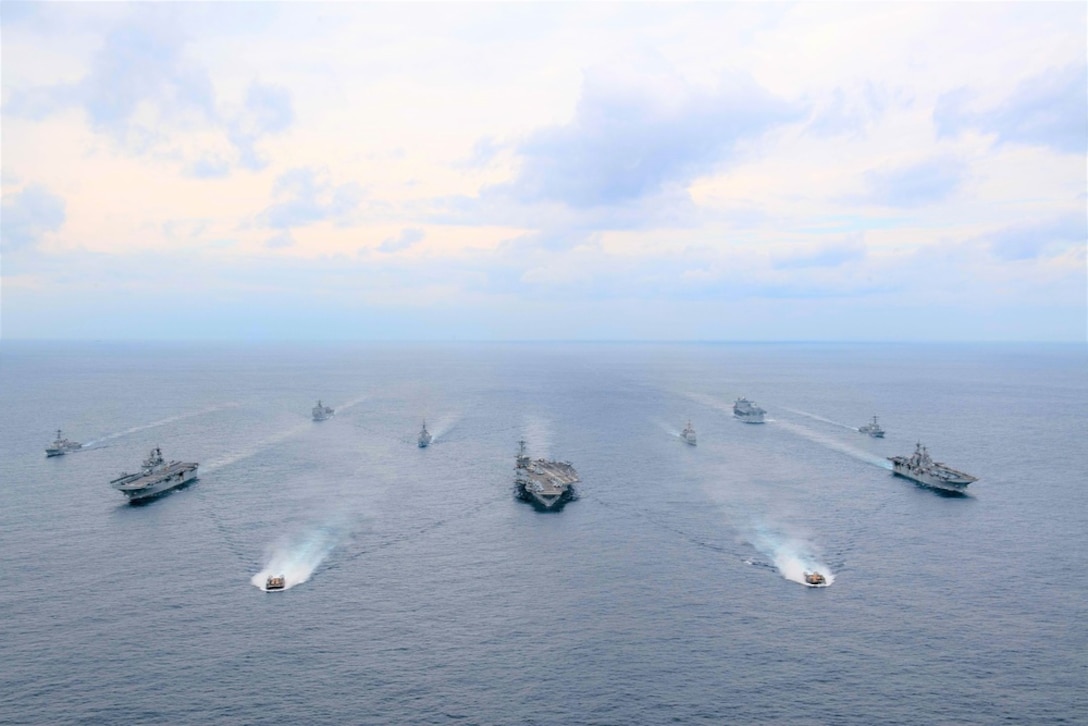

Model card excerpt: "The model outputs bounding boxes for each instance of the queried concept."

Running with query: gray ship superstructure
[418,420,432,448]
[681,421,697,446]
[889,443,977,492]
[858,416,885,438]
[111,447,199,503]
[514,440,579,510]
[733,397,766,423]
[45,429,82,457]
[312,400,334,421]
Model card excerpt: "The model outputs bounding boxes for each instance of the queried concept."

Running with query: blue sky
[2,2,1085,341]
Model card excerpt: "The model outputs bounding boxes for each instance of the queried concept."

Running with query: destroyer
[45,429,82,457]
[733,397,766,423]
[889,443,977,492]
[312,400,334,421]
[111,447,199,503]
[418,420,432,448]
[858,416,885,438]
[681,420,697,446]
[514,440,579,510]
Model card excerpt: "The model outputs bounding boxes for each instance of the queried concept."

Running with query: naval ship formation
[889,443,977,492]
[514,440,579,510]
[111,447,199,503]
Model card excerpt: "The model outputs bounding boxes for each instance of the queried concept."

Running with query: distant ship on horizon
[681,420,697,446]
[733,397,766,424]
[46,429,82,457]
[312,400,334,421]
[418,420,432,448]
[858,416,885,438]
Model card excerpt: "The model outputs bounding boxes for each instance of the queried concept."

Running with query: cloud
[981,214,1087,261]
[4,9,293,172]
[1,185,67,251]
[265,231,295,249]
[494,66,803,209]
[860,156,965,207]
[935,64,1088,154]
[379,228,425,253]
[259,168,363,230]
[229,82,295,171]
[805,82,900,138]
[772,236,867,269]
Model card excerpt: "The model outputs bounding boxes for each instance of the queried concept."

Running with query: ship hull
[515,482,576,511]
[734,414,765,424]
[891,466,972,492]
[117,466,199,503]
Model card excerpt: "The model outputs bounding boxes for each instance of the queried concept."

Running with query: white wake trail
[84,403,239,447]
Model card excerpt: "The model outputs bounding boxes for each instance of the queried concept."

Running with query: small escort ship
[889,443,978,493]
[265,575,286,591]
[111,447,198,503]
[45,429,82,457]
[514,440,580,511]
[418,420,432,448]
[312,400,335,421]
[733,397,766,423]
[681,421,697,446]
[858,416,885,438]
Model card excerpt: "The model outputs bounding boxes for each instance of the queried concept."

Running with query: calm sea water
[1,342,1085,725]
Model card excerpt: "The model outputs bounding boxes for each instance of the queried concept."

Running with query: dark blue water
[2,342,1086,724]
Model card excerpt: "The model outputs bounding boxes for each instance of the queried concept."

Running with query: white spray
[251,519,349,591]
[744,520,835,587]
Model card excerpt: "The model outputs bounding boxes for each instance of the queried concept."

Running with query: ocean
[1,341,1085,725]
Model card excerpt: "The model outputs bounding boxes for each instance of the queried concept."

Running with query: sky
[2,2,1085,342]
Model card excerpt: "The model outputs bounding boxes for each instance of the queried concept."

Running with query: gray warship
[418,420,432,448]
[45,429,82,457]
[312,400,334,421]
[858,416,885,438]
[889,443,977,492]
[514,440,579,510]
[733,397,766,423]
[111,447,199,503]
[681,420,697,446]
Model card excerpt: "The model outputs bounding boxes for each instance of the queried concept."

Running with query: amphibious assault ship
[733,397,766,423]
[514,440,579,510]
[418,420,432,448]
[858,416,885,438]
[312,400,334,421]
[889,443,977,492]
[681,421,697,446]
[111,447,199,503]
[45,429,82,457]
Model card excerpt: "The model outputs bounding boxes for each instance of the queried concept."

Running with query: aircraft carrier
[514,440,579,510]
[111,447,199,503]
[889,443,977,492]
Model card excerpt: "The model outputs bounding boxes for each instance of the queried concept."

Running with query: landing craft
[265,575,286,591]
[804,571,827,587]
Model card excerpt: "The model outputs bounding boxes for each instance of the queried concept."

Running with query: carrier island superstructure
[514,440,579,510]
[111,447,199,503]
